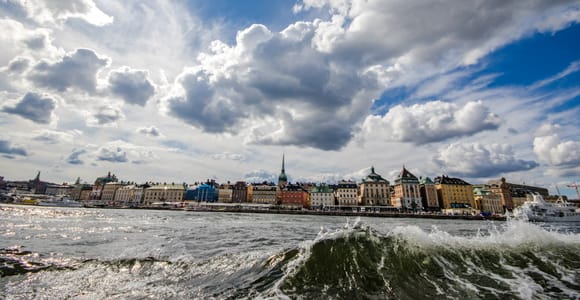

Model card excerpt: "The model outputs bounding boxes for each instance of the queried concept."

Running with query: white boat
[514,193,580,222]
[37,197,83,208]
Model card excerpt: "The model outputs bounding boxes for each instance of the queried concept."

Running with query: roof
[419,176,434,185]
[394,166,419,184]
[434,175,471,186]
[362,166,389,184]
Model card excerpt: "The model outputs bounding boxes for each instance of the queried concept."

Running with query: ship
[37,196,83,208]
[514,193,580,222]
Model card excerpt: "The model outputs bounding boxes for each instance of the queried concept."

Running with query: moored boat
[514,193,580,222]
[37,197,83,208]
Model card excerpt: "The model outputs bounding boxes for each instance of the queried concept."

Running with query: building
[143,183,184,206]
[232,181,247,203]
[29,171,48,194]
[419,177,440,211]
[489,177,514,211]
[250,184,277,205]
[335,180,358,206]
[310,183,335,208]
[45,184,73,197]
[90,172,118,201]
[217,183,233,203]
[277,155,288,189]
[70,178,92,201]
[434,175,475,210]
[487,179,549,197]
[393,166,422,211]
[114,184,149,206]
[280,184,309,209]
[101,182,126,204]
[473,186,503,215]
[359,167,390,206]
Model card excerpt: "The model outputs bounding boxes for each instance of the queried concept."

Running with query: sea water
[1,204,578,299]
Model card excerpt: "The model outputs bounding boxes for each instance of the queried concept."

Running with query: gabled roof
[362,166,389,184]
[394,166,419,184]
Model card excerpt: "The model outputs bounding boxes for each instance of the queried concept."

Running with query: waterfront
[1,204,579,299]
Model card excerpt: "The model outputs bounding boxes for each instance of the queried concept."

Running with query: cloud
[108,67,155,106]
[137,126,161,137]
[96,146,128,163]
[534,123,580,168]
[211,152,244,161]
[2,92,56,124]
[434,142,538,178]
[163,22,382,150]
[88,106,124,126]
[28,48,109,93]
[6,56,31,73]
[363,100,501,144]
[0,140,28,156]
[14,0,113,26]
[243,169,278,183]
[66,148,86,165]
[94,141,159,165]
[297,0,580,66]
[33,129,78,144]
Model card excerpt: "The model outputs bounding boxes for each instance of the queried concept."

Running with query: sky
[1,0,580,198]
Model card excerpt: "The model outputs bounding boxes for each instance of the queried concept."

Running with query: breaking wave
[1,219,579,299]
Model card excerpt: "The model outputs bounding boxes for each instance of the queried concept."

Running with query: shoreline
[0,202,506,221]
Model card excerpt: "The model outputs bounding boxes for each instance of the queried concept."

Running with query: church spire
[278,154,288,188]
[281,154,285,173]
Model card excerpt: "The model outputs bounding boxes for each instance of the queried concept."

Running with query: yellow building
[419,177,440,211]
[250,184,277,204]
[393,166,422,210]
[101,182,126,204]
[473,186,503,215]
[359,167,390,206]
[143,183,184,206]
[434,175,475,210]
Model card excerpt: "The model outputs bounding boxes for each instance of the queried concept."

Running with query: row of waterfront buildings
[1,156,561,215]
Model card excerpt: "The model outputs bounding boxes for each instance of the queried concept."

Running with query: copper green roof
[419,176,434,185]
[362,166,389,184]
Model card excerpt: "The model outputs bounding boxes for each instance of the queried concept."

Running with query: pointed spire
[281,153,285,173]
[75,177,81,185]
[35,171,40,181]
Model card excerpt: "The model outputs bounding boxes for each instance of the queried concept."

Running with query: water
[1,204,579,299]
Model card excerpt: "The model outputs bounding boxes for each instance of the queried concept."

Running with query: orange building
[281,184,309,209]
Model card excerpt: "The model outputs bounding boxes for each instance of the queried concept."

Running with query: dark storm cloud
[108,67,155,106]
[28,48,109,92]
[166,70,246,133]
[2,92,56,124]
[0,140,28,156]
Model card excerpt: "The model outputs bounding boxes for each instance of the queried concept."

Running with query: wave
[258,219,580,299]
[1,219,579,299]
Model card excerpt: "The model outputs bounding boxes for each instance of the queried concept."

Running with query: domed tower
[278,154,288,189]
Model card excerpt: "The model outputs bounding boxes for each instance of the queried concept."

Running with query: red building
[280,184,309,209]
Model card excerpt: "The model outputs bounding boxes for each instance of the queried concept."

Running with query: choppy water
[1,204,579,299]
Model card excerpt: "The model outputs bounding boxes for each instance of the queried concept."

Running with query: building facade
[359,167,390,206]
[335,180,358,206]
[489,177,514,211]
[434,175,475,210]
[101,182,126,204]
[393,167,422,211]
[281,184,308,209]
[143,184,184,206]
[310,183,335,208]
[217,184,233,203]
[251,184,277,205]
[232,181,247,203]
[419,177,440,211]
[473,186,503,215]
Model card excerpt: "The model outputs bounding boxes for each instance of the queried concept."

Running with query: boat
[514,193,580,222]
[37,197,83,208]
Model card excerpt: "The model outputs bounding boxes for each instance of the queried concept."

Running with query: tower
[278,154,288,189]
